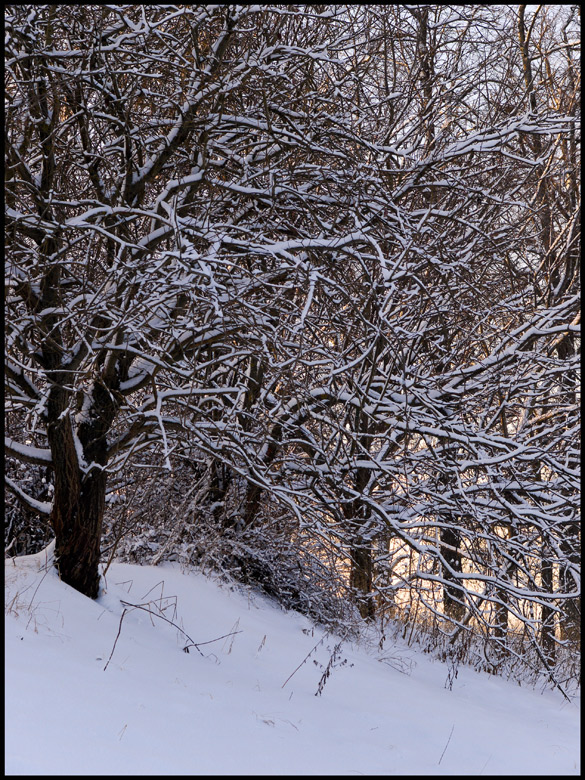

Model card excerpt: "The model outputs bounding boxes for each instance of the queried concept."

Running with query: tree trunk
[348,465,376,619]
[208,459,233,526]
[350,539,375,619]
[540,545,556,665]
[494,595,509,638]
[243,480,263,528]
[52,467,106,599]
[440,525,465,621]
[48,378,117,598]
[48,409,105,599]
[558,524,580,647]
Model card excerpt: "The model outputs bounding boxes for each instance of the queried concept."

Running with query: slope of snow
[5,546,580,776]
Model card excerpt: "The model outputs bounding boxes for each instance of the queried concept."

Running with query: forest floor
[5,546,580,776]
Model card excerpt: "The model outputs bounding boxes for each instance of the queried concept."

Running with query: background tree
[5,4,579,690]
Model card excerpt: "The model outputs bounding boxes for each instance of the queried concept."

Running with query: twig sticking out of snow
[438,724,455,765]
[103,599,242,670]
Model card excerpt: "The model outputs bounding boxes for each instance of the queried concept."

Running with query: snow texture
[5,548,580,776]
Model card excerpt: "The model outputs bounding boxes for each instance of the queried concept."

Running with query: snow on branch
[5,437,53,466]
[5,476,52,516]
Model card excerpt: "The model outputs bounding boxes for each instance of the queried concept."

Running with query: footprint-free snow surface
[5,547,579,775]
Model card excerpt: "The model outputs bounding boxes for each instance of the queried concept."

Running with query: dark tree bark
[440,525,465,621]
[347,466,376,620]
[349,541,375,620]
[48,376,119,597]
[540,544,557,665]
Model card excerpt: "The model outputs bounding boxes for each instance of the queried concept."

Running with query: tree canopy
[5,4,580,690]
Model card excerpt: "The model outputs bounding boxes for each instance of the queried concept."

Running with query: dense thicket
[5,4,580,689]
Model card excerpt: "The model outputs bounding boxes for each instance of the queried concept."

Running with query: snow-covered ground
[5,546,580,776]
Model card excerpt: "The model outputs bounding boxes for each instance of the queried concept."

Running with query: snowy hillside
[5,547,580,776]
